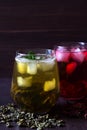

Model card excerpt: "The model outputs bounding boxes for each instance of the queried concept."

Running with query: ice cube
[40,60,55,71]
[71,48,85,62]
[43,78,56,92]
[17,62,27,74]
[17,76,32,87]
[27,62,37,75]
[56,51,70,62]
[16,56,30,62]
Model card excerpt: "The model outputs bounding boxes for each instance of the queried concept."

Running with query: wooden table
[0,78,87,130]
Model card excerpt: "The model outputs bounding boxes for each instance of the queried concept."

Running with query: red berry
[66,62,77,74]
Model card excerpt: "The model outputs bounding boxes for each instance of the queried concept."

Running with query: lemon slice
[17,76,32,87]
[17,62,27,74]
[43,78,56,92]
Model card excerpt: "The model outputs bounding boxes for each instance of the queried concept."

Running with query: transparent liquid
[11,54,60,113]
[55,47,87,100]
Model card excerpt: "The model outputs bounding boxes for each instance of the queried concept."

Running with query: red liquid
[56,48,87,101]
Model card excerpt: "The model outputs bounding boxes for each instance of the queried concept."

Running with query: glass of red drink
[54,42,87,102]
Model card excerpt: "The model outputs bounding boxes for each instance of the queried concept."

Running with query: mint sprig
[24,52,35,60]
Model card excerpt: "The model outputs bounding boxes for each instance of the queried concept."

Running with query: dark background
[1,0,87,77]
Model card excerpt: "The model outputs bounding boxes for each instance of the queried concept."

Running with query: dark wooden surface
[1,0,87,76]
[0,78,87,130]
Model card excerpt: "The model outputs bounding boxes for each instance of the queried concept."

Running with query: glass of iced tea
[11,49,60,114]
[54,42,87,101]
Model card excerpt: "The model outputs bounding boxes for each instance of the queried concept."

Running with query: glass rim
[54,41,87,46]
[54,41,87,52]
[15,48,56,61]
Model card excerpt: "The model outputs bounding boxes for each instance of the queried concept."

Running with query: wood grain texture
[0,0,87,77]
[0,0,87,31]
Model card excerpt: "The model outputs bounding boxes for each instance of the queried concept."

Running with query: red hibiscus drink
[55,42,87,101]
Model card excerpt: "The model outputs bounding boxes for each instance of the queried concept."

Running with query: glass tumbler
[54,42,87,116]
[54,42,87,101]
[11,49,60,114]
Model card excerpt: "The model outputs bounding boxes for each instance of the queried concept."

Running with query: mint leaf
[24,52,35,60]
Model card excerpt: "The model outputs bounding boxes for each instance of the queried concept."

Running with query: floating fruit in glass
[11,49,60,114]
[54,42,87,101]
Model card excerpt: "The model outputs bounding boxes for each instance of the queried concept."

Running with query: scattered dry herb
[0,103,65,129]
